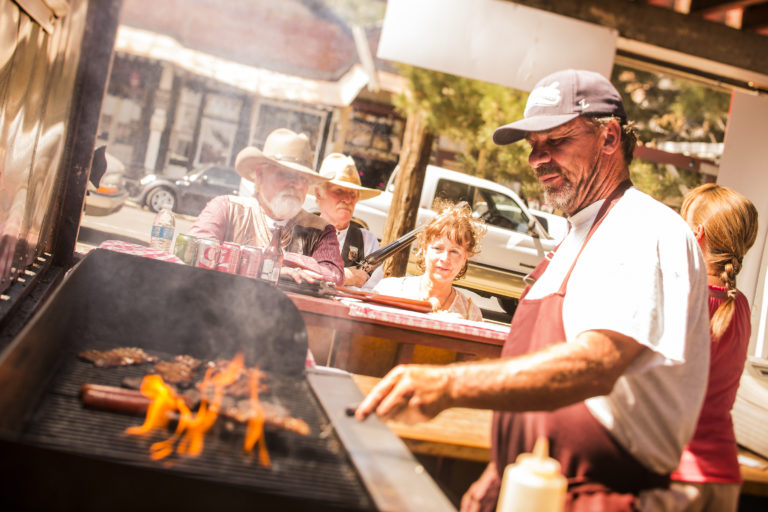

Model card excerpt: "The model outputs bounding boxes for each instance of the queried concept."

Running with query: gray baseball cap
[493,69,626,145]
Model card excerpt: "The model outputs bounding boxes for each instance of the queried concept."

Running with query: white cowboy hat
[235,128,328,186]
[316,153,381,200]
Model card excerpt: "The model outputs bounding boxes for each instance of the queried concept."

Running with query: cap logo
[578,98,590,111]
[524,81,562,117]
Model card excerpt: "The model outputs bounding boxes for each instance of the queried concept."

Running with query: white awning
[114,25,372,107]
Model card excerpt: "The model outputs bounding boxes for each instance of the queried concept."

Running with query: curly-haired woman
[373,201,486,321]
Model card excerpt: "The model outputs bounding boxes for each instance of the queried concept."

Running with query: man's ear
[601,121,621,155]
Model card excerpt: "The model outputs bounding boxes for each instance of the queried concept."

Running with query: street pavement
[77,200,195,253]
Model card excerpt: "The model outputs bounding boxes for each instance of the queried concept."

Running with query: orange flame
[127,353,270,465]
[150,396,218,460]
[125,375,178,435]
[244,369,271,467]
[199,353,245,403]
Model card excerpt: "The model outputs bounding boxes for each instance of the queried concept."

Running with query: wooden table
[287,292,507,375]
[352,375,768,497]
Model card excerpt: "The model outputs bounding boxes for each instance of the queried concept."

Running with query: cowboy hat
[316,153,381,200]
[235,128,328,186]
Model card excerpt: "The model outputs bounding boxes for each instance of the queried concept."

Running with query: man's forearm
[446,330,642,412]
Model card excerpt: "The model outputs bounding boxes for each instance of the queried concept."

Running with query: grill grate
[19,353,373,510]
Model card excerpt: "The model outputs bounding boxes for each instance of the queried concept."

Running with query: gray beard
[543,182,575,212]
[262,193,302,220]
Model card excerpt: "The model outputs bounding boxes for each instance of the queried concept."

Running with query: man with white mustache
[189,128,344,285]
[313,153,383,289]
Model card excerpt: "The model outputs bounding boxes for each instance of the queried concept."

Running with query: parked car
[134,165,241,214]
[305,165,557,314]
[84,152,129,216]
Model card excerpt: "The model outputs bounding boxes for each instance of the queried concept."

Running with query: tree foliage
[392,63,730,206]
[393,65,542,201]
[612,65,729,203]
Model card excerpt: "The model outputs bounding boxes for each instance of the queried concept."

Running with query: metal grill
[0,249,455,512]
[0,250,373,510]
[20,353,371,510]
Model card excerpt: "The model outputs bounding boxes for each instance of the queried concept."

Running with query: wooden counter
[287,292,506,375]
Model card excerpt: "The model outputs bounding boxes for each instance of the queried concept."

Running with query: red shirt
[671,286,751,483]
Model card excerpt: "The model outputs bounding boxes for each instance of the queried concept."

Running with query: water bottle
[496,437,567,512]
[150,208,175,252]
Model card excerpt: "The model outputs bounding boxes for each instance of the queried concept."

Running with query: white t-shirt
[337,225,383,290]
[525,187,710,473]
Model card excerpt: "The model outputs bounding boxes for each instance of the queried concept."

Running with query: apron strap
[557,180,632,295]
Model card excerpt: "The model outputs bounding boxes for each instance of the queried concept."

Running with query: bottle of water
[150,208,175,252]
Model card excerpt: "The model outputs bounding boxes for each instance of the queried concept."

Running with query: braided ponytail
[710,261,739,339]
[681,184,758,340]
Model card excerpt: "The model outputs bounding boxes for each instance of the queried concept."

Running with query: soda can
[195,238,221,269]
[173,233,198,265]
[217,242,242,274]
[237,245,263,278]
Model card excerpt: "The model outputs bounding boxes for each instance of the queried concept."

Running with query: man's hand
[343,267,370,288]
[354,364,455,424]
[460,462,500,512]
[281,266,323,284]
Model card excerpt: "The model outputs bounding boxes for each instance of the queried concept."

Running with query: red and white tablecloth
[342,299,510,341]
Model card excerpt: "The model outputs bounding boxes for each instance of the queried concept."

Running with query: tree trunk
[382,109,434,278]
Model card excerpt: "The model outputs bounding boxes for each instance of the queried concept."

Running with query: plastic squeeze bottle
[496,437,567,512]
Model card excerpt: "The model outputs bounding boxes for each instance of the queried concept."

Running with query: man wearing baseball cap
[190,128,344,285]
[313,153,383,289]
[356,69,709,510]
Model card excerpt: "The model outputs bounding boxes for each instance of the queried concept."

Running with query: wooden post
[382,108,434,277]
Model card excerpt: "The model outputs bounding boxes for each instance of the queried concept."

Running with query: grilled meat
[78,347,158,368]
[152,355,201,386]
[196,364,269,397]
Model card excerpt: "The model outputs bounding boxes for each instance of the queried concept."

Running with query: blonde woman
[671,184,759,512]
[373,201,486,321]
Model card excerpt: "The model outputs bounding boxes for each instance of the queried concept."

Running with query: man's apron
[481,182,668,511]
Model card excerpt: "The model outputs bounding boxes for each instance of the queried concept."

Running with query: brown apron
[481,182,668,512]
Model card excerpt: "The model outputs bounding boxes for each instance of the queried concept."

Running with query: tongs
[326,284,434,314]
[279,278,434,313]
[356,226,423,274]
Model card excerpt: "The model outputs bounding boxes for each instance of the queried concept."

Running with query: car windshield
[203,167,241,187]
[185,166,239,187]
[474,188,529,233]
[186,168,207,180]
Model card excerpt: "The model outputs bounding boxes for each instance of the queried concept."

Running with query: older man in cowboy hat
[189,128,344,285]
[313,153,383,289]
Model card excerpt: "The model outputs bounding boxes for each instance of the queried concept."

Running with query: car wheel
[499,297,518,317]
[146,187,176,213]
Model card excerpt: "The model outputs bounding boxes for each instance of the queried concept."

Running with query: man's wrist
[443,364,460,407]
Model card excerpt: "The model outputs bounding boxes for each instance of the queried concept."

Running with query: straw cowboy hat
[316,153,381,200]
[235,128,328,186]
